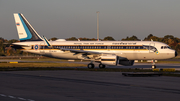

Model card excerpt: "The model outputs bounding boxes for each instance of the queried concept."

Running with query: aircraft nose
[175,51,178,57]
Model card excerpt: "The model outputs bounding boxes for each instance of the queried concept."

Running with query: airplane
[12,13,178,69]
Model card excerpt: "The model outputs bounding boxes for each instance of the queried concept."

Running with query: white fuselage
[13,40,176,60]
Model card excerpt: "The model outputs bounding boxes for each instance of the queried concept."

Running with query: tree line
[0,34,180,56]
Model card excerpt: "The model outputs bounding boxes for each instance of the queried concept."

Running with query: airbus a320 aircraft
[12,13,177,69]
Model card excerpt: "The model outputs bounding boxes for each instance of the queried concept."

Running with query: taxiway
[0,68,180,101]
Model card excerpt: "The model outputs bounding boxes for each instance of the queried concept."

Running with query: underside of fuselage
[23,49,175,60]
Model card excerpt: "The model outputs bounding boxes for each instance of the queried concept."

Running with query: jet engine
[100,55,118,65]
[119,59,134,66]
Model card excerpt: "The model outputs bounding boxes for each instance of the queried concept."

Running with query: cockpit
[161,46,171,49]
[143,45,157,52]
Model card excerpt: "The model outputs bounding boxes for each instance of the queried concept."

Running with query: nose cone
[175,51,178,57]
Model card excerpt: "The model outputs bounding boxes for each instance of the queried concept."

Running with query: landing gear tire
[88,63,94,69]
[151,60,156,69]
[99,64,105,69]
[152,65,156,69]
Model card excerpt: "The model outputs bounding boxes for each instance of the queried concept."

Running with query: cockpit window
[161,46,171,49]
[167,46,171,49]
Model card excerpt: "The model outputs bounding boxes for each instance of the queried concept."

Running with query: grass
[138,60,180,64]
[1,58,180,77]
[2,58,86,62]
[156,61,180,64]
[0,62,86,68]
[2,58,63,62]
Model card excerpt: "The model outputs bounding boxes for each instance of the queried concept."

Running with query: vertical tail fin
[14,13,42,42]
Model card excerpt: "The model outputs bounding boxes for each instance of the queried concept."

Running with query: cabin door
[149,43,155,53]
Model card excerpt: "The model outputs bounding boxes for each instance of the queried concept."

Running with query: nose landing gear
[152,65,156,69]
[152,60,156,69]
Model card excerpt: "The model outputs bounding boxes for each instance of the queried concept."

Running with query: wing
[60,48,102,55]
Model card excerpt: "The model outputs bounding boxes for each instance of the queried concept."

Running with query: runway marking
[0,93,35,101]
[0,94,7,97]
[8,95,16,99]
[18,97,26,100]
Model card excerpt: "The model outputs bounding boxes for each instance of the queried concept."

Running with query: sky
[1,0,180,40]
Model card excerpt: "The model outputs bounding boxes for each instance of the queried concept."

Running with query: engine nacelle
[100,55,118,65]
[119,59,134,66]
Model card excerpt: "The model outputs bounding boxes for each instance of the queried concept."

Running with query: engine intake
[100,55,118,65]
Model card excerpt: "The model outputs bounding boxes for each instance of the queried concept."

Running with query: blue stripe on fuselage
[18,13,32,41]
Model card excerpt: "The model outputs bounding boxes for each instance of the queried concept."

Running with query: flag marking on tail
[16,23,20,26]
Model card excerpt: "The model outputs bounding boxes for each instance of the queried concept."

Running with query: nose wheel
[152,65,156,69]
[152,60,156,69]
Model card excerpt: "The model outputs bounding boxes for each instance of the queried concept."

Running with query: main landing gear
[87,63,94,69]
[99,64,105,69]
[152,60,156,69]
[87,63,106,69]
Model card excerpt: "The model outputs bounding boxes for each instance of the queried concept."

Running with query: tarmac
[1,59,180,70]
[1,66,180,101]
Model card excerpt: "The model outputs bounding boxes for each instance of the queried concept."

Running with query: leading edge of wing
[60,48,102,55]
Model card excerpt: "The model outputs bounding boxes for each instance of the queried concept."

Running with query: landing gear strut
[87,63,94,69]
[152,60,156,69]
[99,64,105,69]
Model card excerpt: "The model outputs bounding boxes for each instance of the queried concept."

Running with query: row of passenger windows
[37,46,154,50]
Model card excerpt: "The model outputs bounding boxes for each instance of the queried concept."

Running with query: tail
[14,13,43,42]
